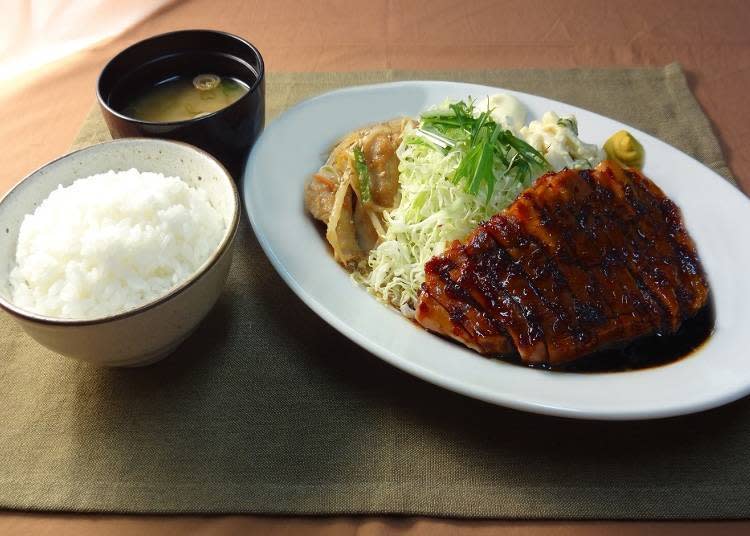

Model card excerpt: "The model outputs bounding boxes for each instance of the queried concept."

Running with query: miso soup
[123,74,249,122]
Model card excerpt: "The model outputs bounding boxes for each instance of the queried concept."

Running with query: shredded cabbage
[353,98,603,318]
[354,124,533,315]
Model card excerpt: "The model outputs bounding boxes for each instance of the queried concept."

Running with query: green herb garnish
[420,99,550,201]
[221,78,240,96]
[353,145,372,203]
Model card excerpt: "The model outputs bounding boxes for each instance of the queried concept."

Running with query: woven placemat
[1,65,747,519]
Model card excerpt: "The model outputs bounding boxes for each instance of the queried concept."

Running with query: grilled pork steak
[415,161,710,367]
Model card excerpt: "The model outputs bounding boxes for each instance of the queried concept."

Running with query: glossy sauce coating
[416,162,712,368]
[516,300,715,373]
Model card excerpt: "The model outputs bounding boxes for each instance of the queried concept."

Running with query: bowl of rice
[0,138,239,366]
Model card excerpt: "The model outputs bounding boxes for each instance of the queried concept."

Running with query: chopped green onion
[353,146,372,203]
[221,78,240,96]
[421,98,550,202]
[193,74,220,91]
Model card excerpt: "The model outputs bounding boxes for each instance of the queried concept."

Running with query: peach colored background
[2,0,749,534]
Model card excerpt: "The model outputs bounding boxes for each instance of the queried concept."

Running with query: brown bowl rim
[0,137,240,326]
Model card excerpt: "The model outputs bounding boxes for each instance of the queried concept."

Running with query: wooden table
[2,0,749,533]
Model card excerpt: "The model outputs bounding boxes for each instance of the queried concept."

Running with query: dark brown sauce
[498,300,716,373]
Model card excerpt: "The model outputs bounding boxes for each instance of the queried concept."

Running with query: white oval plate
[244,81,750,420]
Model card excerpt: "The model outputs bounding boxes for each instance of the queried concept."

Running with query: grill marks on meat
[531,171,668,338]
[424,251,516,355]
[465,229,548,363]
[484,216,596,362]
[621,168,709,312]
[416,161,710,366]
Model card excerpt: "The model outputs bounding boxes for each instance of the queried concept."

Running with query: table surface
[2,0,749,534]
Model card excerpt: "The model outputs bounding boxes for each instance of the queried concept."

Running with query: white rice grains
[9,169,226,319]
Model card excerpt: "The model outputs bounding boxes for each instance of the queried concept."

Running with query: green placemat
[1,65,746,519]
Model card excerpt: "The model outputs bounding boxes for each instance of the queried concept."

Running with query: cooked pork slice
[418,270,514,356]
[527,171,671,334]
[415,161,710,367]
[482,213,600,362]
[361,126,401,207]
[423,242,516,355]
[619,166,710,312]
[305,118,413,266]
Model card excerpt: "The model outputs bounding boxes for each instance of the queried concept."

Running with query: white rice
[9,169,226,319]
